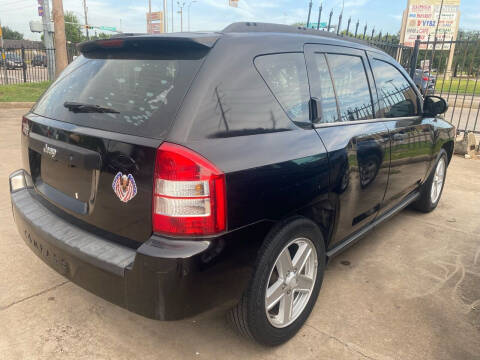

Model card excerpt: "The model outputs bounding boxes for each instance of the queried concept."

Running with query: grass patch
[0,81,51,102]
[435,78,480,95]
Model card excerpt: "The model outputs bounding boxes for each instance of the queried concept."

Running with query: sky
[0,0,479,41]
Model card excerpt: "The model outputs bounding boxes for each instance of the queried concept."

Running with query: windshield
[33,55,204,138]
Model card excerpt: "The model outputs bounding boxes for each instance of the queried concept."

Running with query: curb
[0,102,35,109]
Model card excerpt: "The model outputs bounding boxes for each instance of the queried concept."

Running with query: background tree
[1,26,24,40]
[64,11,85,43]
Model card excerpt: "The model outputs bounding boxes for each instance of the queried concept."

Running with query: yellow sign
[0,27,2,37]
[2,53,5,60]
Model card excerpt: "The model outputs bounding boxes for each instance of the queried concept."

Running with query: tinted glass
[326,54,373,122]
[33,55,204,138]
[310,53,339,123]
[255,53,310,123]
[371,59,418,118]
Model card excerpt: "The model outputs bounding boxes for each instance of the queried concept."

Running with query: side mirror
[424,95,448,116]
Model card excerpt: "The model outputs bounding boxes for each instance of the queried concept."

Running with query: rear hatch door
[24,36,215,243]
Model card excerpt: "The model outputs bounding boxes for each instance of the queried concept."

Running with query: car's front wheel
[229,217,325,346]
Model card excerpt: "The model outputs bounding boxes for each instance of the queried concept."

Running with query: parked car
[32,54,47,67]
[413,68,436,95]
[9,22,454,346]
[1,53,25,69]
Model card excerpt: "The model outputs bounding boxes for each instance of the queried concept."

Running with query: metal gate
[367,34,480,135]
[0,45,79,85]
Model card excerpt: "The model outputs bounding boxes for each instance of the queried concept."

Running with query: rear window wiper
[64,101,119,114]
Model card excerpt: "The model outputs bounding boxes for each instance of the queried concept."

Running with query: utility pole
[41,0,55,80]
[177,1,185,32]
[0,19,8,84]
[52,0,68,77]
[83,0,89,40]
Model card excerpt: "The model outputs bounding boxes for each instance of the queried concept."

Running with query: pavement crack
[0,280,69,311]
[304,324,385,360]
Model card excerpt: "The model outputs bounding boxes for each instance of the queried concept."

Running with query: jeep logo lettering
[43,144,57,158]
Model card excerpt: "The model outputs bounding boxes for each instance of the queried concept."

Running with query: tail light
[152,142,226,236]
[21,117,30,136]
[422,76,429,81]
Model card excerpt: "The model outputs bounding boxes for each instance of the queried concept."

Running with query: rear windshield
[33,55,204,138]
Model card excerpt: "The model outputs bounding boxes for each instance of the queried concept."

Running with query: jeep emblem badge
[43,144,57,158]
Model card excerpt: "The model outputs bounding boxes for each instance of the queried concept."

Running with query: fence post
[316,4,322,30]
[346,17,351,36]
[337,11,342,35]
[354,19,359,37]
[409,36,421,78]
[21,46,27,83]
[327,10,333,32]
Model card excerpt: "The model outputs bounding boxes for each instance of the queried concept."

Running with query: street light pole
[163,0,168,33]
[148,0,152,33]
[177,1,185,32]
[187,0,196,32]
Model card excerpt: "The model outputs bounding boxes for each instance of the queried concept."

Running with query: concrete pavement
[0,107,479,360]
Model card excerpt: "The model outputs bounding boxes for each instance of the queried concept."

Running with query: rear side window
[326,54,374,121]
[255,53,310,123]
[33,55,204,139]
[371,59,418,118]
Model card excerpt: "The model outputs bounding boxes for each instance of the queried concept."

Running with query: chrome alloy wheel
[431,157,446,204]
[265,237,318,328]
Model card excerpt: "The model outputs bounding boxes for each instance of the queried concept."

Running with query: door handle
[309,97,322,123]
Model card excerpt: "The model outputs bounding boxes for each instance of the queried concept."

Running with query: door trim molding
[326,190,420,258]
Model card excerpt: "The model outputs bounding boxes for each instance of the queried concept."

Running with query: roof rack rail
[221,22,369,45]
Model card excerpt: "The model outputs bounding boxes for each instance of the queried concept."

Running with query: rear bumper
[10,170,254,320]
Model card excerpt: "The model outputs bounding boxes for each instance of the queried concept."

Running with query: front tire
[229,218,325,346]
[413,149,448,212]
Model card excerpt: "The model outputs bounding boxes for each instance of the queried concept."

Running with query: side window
[310,54,339,123]
[326,54,374,121]
[255,53,310,123]
[371,59,419,118]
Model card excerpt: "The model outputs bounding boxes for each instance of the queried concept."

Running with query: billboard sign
[403,0,460,50]
[146,11,164,34]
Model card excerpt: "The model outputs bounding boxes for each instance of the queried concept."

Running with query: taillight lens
[422,76,429,81]
[21,117,30,136]
[152,142,226,236]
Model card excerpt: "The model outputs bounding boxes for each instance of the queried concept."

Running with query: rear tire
[229,217,325,346]
[412,149,447,213]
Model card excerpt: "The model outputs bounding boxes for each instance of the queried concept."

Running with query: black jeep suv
[9,23,454,346]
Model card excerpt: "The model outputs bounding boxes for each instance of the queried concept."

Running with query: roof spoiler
[78,35,219,60]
